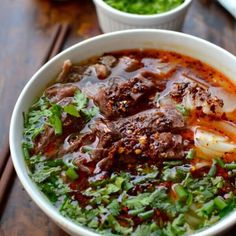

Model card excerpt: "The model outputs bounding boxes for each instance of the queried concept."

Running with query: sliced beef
[91,107,186,174]
[56,60,88,83]
[111,106,185,136]
[93,72,167,118]
[33,113,86,157]
[33,125,55,155]
[93,131,185,174]
[119,56,143,72]
[64,106,187,174]
[99,55,117,68]
[45,83,78,103]
[59,133,96,155]
[92,64,110,80]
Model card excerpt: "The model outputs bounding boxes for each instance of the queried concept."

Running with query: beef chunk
[119,56,143,72]
[93,131,185,174]
[91,107,186,174]
[45,84,78,103]
[93,72,167,118]
[111,106,185,136]
[54,106,186,175]
[99,55,117,68]
[91,64,110,80]
[33,113,86,157]
[56,60,88,83]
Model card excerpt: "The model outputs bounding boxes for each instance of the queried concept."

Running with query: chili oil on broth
[22,49,236,235]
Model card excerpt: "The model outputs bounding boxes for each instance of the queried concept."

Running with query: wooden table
[0,0,236,235]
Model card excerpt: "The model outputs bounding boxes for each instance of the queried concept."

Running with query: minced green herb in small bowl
[103,0,185,15]
[93,0,192,33]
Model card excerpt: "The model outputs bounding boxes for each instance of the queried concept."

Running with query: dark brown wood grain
[0,0,236,235]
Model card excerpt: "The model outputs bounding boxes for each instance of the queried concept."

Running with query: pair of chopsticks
[0,23,70,214]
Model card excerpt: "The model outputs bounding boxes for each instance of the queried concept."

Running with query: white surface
[218,0,236,18]
[93,0,192,32]
[10,30,236,236]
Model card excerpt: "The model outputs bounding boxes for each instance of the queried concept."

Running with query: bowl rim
[93,0,192,19]
[10,29,236,236]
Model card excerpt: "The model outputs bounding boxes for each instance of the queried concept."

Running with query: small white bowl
[10,30,236,236]
[93,0,192,33]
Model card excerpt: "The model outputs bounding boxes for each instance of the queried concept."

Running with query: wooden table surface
[0,0,236,235]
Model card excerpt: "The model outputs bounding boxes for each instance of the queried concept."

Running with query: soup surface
[23,50,236,235]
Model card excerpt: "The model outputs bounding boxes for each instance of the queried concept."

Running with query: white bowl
[93,0,192,33]
[10,30,236,236]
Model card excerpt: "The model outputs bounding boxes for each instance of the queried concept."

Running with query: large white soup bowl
[10,29,236,236]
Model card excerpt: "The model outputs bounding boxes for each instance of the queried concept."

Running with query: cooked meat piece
[33,113,86,157]
[119,56,143,72]
[149,132,184,159]
[94,155,113,174]
[33,125,55,155]
[89,107,186,174]
[57,106,186,174]
[45,84,78,103]
[121,132,184,159]
[99,55,117,68]
[94,64,110,80]
[93,142,121,174]
[111,106,185,136]
[56,60,88,83]
[93,120,121,147]
[169,82,224,117]
[93,73,166,118]
[93,131,185,174]
[59,133,96,155]
[57,60,72,82]
[74,153,93,174]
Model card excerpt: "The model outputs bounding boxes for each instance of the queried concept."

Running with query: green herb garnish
[104,0,184,15]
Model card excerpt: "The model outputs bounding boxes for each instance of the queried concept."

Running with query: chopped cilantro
[63,104,80,117]
[48,104,62,135]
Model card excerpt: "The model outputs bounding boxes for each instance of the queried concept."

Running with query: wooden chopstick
[0,157,14,211]
[0,142,10,178]
[0,23,70,214]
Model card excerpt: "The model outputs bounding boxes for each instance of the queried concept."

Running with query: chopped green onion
[128,207,146,216]
[200,200,215,216]
[138,209,154,220]
[23,146,30,160]
[214,196,227,210]
[163,160,183,166]
[174,184,188,201]
[64,104,80,117]
[215,158,225,168]
[208,160,217,177]
[224,163,236,170]
[66,167,79,180]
